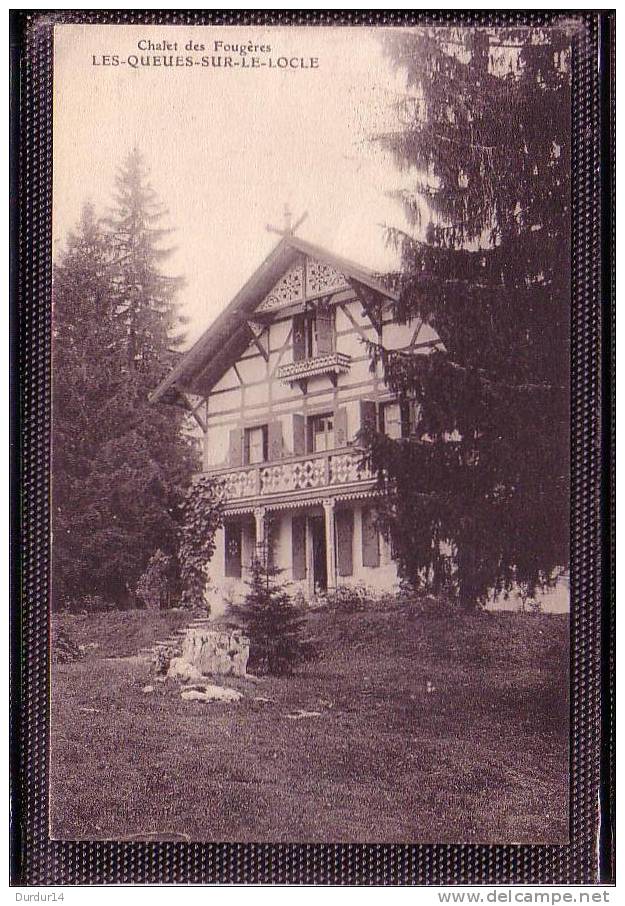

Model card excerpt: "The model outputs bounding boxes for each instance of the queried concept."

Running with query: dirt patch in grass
[50,607,569,843]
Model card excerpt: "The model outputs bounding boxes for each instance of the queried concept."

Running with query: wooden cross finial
[283,203,292,233]
[266,207,308,238]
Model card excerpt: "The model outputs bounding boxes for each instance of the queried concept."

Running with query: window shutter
[410,402,420,435]
[291,515,307,580]
[334,407,348,448]
[292,313,306,362]
[241,522,255,572]
[400,400,411,439]
[359,399,377,439]
[225,521,242,578]
[315,304,334,354]
[361,507,380,568]
[292,413,306,455]
[267,420,283,461]
[228,428,243,467]
[336,509,354,577]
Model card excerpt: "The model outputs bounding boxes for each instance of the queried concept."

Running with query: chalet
[150,229,442,614]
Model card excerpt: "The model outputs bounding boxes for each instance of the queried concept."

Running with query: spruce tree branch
[370,342,565,393]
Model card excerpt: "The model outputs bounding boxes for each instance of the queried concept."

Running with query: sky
[53,25,413,345]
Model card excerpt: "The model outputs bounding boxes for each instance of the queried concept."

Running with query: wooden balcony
[204,447,375,505]
[276,352,351,386]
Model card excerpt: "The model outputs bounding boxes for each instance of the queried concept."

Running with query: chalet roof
[149,234,399,404]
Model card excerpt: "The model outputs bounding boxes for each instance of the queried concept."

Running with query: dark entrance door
[309,515,327,593]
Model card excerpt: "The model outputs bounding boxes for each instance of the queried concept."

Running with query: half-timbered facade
[151,233,442,614]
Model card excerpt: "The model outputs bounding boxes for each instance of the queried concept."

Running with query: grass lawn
[50,605,569,843]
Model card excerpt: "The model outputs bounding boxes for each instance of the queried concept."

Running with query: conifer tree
[366,27,571,608]
[52,152,200,609]
[95,147,199,606]
[52,203,125,607]
[104,146,186,372]
[229,558,315,675]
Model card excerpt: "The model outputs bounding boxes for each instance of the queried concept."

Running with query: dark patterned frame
[11,9,615,886]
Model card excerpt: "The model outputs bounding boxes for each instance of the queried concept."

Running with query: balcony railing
[206,447,374,502]
[276,352,351,386]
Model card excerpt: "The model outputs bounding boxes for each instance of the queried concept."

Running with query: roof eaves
[150,234,400,404]
[149,237,294,403]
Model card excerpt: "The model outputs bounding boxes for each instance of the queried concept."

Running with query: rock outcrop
[181,628,250,678]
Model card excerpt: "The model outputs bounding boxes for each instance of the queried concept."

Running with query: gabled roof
[149,234,399,404]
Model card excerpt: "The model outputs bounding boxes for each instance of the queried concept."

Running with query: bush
[228,558,317,675]
[322,582,458,617]
[62,594,116,614]
[153,642,182,675]
[52,627,84,664]
[136,549,172,611]
[322,583,371,613]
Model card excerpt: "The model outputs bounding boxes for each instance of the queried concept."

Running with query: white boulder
[167,657,204,683]
[181,685,243,703]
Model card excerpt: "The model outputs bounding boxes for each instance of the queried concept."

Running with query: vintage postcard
[8,13,610,884]
[49,20,573,846]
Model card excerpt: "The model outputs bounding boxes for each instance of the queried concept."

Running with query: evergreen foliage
[52,151,200,610]
[366,27,571,608]
[229,558,315,675]
[177,476,224,610]
[52,203,125,607]
[103,147,187,370]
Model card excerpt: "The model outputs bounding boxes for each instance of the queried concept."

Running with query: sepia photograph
[49,22,571,845]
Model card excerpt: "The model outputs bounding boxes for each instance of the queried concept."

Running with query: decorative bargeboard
[256,255,350,312]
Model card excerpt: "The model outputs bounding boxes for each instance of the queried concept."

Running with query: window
[381,399,419,439]
[381,401,403,440]
[224,521,242,578]
[309,413,334,452]
[244,425,268,465]
[293,305,335,361]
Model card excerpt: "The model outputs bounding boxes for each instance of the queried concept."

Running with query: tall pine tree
[52,151,199,610]
[52,203,126,607]
[97,148,198,605]
[366,27,570,608]
[104,147,186,371]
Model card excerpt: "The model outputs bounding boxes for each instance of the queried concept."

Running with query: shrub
[228,558,317,675]
[153,642,182,675]
[62,594,116,614]
[136,549,172,611]
[52,627,84,664]
[322,583,372,613]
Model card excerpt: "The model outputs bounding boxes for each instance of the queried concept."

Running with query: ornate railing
[276,352,351,385]
[208,447,373,502]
